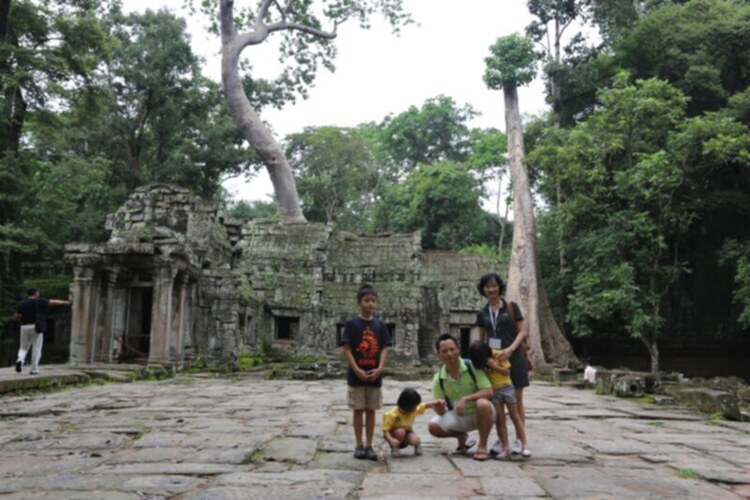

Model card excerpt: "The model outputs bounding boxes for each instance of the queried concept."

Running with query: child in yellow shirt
[469,341,530,459]
[382,388,440,457]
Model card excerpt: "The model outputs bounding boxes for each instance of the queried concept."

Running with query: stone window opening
[276,316,299,340]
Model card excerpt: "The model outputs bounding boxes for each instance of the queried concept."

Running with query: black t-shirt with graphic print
[340,316,392,387]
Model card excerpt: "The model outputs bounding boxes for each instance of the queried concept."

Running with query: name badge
[489,337,502,349]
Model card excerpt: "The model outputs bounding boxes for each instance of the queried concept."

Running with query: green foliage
[371,161,498,250]
[378,95,477,174]
[483,34,539,90]
[227,199,278,222]
[285,126,379,230]
[618,0,750,116]
[459,244,509,265]
[531,74,694,369]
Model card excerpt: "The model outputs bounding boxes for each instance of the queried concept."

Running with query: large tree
[217,0,410,222]
[484,33,579,368]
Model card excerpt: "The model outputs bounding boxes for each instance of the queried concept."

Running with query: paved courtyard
[1,369,749,499]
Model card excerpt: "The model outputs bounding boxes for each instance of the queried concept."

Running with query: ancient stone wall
[65,184,504,367]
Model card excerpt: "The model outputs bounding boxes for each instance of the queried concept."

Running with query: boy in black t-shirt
[340,284,392,460]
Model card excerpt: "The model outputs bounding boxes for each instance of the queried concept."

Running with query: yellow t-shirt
[382,402,427,432]
[485,348,512,388]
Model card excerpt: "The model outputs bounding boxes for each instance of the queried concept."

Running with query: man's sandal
[451,439,477,455]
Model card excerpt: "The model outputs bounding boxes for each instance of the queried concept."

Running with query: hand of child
[355,367,369,381]
[433,400,447,414]
[367,367,382,380]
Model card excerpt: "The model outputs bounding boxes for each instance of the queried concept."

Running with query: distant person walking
[475,272,530,456]
[14,287,70,375]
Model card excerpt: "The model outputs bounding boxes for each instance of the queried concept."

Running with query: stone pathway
[0,370,749,498]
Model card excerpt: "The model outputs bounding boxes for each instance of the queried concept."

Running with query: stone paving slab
[0,372,748,498]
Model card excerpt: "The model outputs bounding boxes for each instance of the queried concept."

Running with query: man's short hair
[435,333,458,353]
[357,284,378,300]
[26,287,39,297]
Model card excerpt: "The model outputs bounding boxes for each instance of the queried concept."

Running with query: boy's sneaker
[391,448,402,458]
[15,360,23,373]
[489,439,502,457]
[354,445,366,459]
[414,445,423,456]
[496,448,511,460]
[364,446,378,461]
[512,439,523,454]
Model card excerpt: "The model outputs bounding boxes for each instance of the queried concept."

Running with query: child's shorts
[348,385,383,410]
[492,384,517,404]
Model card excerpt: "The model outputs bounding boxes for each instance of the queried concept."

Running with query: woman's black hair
[397,388,422,412]
[477,272,506,297]
[468,340,492,370]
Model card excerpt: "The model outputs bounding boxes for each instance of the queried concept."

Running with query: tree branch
[267,21,337,39]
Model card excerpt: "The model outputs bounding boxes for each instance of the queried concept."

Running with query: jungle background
[1,0,748,379]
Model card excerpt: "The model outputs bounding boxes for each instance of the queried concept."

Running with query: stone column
[102,269,120,363]
[148,264,177,365]
[173,274,190,368]
[69,266,97,365]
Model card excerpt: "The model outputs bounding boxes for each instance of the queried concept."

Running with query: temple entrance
[459,326,471,358]
[276,316,299,340]
[122,286,152,362]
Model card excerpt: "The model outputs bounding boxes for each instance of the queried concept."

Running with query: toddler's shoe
[496,448,511,460]
[391,448,402,458]
[489,439,502,457]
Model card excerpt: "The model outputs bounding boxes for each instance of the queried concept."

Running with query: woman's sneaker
[512,439,523,454]
[521,448,532,458]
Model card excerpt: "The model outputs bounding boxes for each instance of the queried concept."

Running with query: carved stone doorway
[122,286,152,362]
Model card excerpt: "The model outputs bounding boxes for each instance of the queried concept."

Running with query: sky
[122,0,550,204]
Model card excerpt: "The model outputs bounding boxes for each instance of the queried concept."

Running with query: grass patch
[242,448,265,464]
[676,468,699,479]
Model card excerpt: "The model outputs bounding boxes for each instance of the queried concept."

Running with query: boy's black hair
[397,388,422,412]
[468,340,492,370]
[357,284,378,300]
[435,333,458,353]
[26,287,39,297]
[477,272,506,297]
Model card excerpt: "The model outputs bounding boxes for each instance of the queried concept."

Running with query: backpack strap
[440,359,478,411]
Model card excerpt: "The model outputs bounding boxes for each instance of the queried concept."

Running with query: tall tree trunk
[496,169,507,250]
[503,83,579,369]
[220,0,305,223]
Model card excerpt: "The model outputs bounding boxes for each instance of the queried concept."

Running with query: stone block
[674,388,742,421]
[613,376,645,398]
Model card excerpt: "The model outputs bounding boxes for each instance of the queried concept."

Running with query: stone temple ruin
[64,184,500,368]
